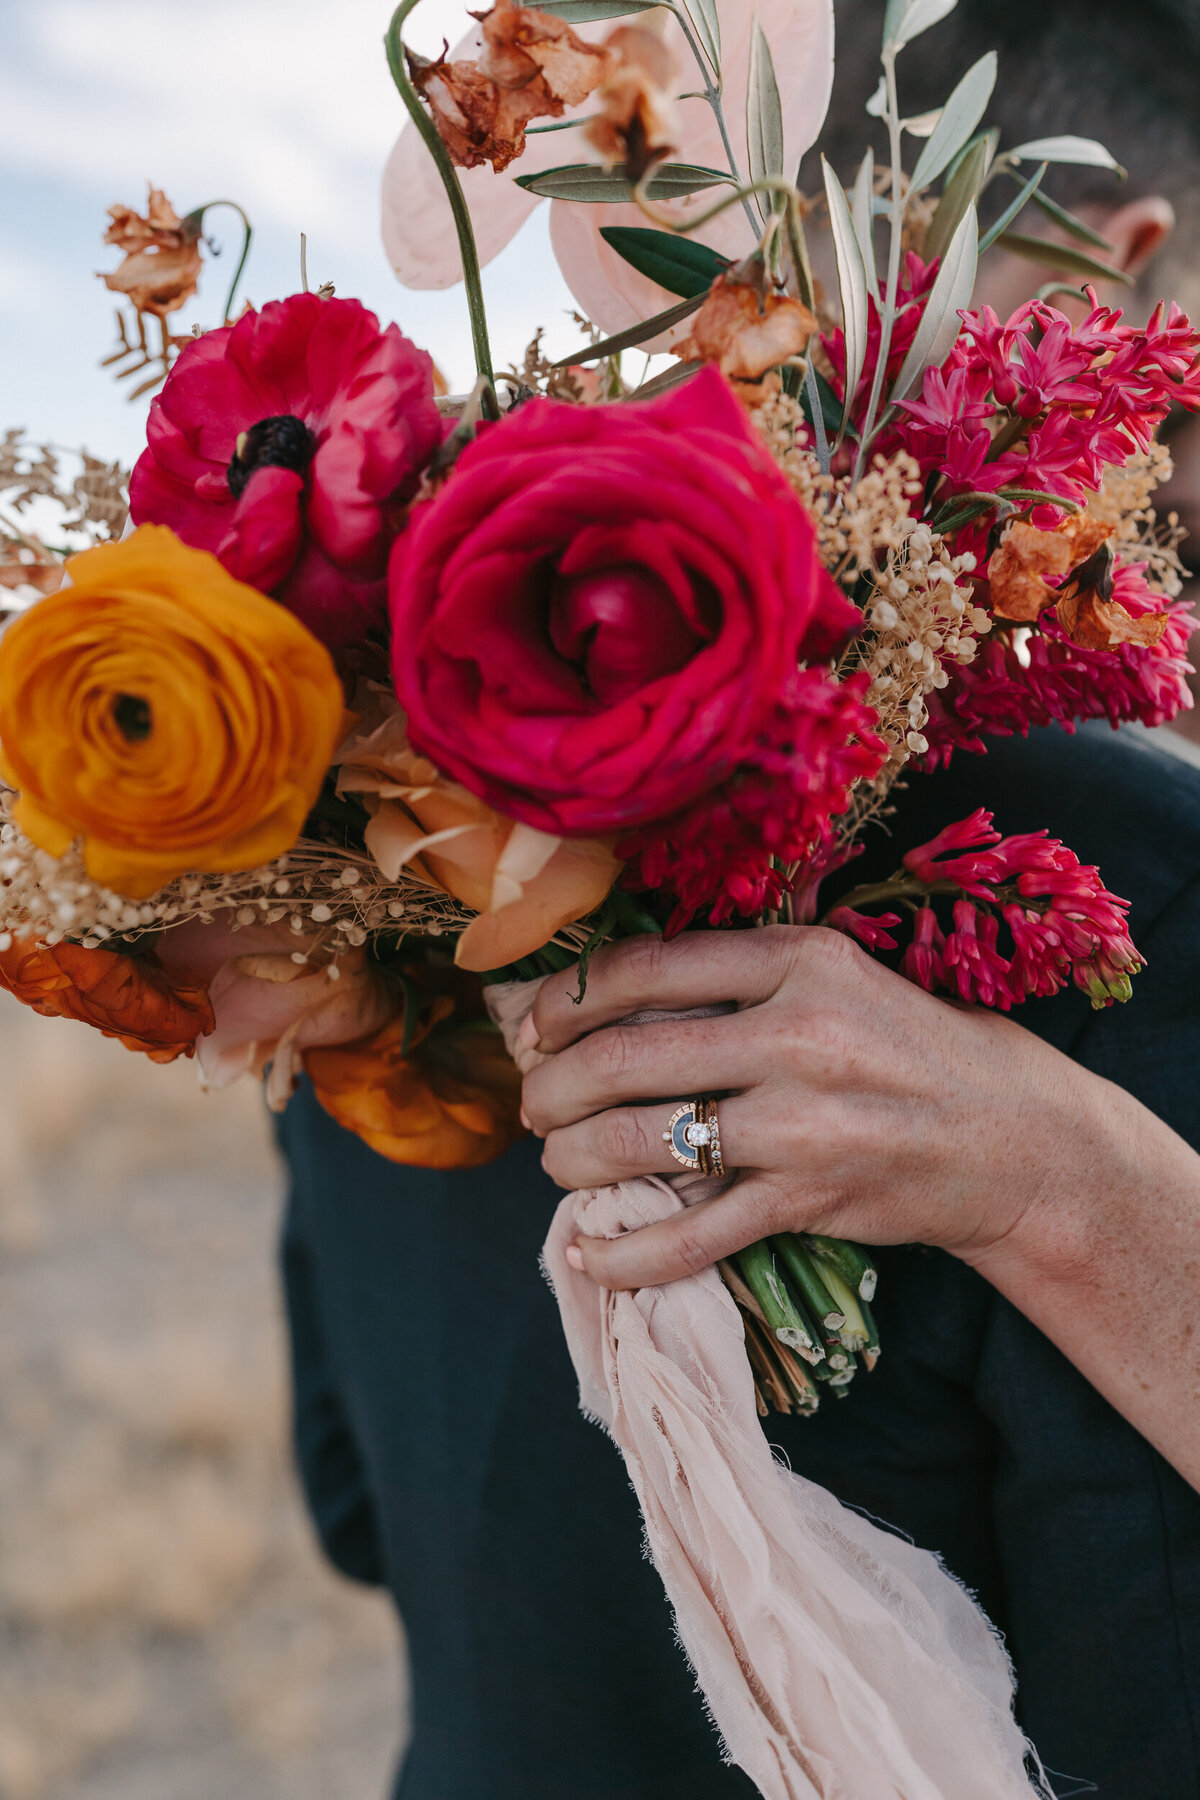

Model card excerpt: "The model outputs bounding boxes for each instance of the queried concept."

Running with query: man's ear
[1103,196,1176,279]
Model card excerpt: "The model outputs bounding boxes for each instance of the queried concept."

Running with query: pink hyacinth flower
[381,0,834,344]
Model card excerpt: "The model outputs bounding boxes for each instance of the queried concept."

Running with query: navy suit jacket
[278,723,1200,1800]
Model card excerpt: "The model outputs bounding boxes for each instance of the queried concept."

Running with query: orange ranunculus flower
[336,689,619,971]
[0,936,213,1063]
[304,967,525,1169]
[0,525,345,899]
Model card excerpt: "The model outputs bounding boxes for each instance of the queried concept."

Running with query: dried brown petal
[674,273,816,384]
[987,514,1114,624]
[584,24,678,180]
[413,1,607,173]
[99,185,202,318]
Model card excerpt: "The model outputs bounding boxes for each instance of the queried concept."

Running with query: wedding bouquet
[0,0,1195,1430]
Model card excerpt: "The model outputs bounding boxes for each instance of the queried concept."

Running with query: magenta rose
[389,366,862,836]
[130,293,442,649]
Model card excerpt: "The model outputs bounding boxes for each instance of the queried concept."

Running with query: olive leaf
[996,230,1133,286]
[851,149,878,296]
[910,52,996,192]
[515,162,733,201]
[884,0,958,54]
[822,157,870,445]
[977,162,1046,254]
[550,293,706,367]
[923,131,993,263]
[521,0,659,16]
[1026,187,1117,251]
[600,226,730,297]
[890,202,978,405]
[747,22,785,223]
[679,0,722,79]
[1006,135,1125,176]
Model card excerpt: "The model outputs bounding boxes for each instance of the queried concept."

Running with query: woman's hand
[519,926,1112,1290]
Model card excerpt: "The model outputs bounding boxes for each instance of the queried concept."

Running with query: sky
[0,0,584,472]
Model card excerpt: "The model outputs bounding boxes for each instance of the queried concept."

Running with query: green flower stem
[818,1264,870,1353]
[806,1234,878,1303]
[384,0,496,399]
[772,1235,845,1332]
[664,2,761,241]
[186,200,253,326]
[734,1239,824,1362]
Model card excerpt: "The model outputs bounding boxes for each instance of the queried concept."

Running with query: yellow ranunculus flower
[0,525,345,898]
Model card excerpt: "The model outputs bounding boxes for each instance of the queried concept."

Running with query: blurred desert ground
[0,992,405,1799]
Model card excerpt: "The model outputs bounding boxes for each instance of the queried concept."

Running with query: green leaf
[514,161,733,202]
[923,131,992,263]
[747,22,785,222]
[890,202,978,404]
[977,162,1046,254]
[885,0,958,53]
[680,0,721,78]
[1026,186,1117,251]
[822,157,870,446]
[521,0,659,16]
[635,359,704,399]
[599,227,729,297]
[799,365,845,440]
[995,230,1134,286]
[549,292,706,366]
[1006,135,1125,177]
[851,149,878,296]
[910,52,996,191]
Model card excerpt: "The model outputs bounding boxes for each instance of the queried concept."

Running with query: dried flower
[100,186,202,319]
[674,270,816,387]
[987,515,1114,626]
[584,23,678,181]
[410,0,607,173]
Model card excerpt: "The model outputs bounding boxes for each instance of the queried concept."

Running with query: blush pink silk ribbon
[487,979,1053,1800]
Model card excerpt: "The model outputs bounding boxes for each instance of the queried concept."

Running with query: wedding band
[663,1098,725,1177]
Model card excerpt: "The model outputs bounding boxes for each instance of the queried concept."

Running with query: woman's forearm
[961,1071,1200,1489]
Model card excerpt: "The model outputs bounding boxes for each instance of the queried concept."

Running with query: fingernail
[565,1243,585,1272]
[519,1014,541,1051]
[519,1106,531,1129]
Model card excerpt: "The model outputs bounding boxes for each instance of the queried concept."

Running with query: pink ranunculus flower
[389,365,862,837]
[382,0,834,344]
[129,293,443,648]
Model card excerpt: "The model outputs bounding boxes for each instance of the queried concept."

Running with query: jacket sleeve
[280,1194,387,1587]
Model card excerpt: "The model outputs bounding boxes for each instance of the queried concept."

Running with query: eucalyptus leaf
[890,202,978,405]
[1006,135,1125,176]
[747,22,786,222]
[521,0,659,14]
[514,162,733,202]
[851,149,878,296]
[822,157,870,445]
[910,52,996,191]
[923,132,991,263]
[977,162,1046,254]
[599,226,729,297]
[549,293,706,367]
[1027,187,1117,251]
[680,0,722,77]
[885,0,958,54]
[996,230,1133,286]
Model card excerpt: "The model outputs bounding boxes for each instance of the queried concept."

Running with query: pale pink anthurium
[381,0,835,345]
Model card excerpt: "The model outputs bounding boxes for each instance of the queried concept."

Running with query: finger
[522,1011,762,1134]
[572,1178,784,1289]
[525,927,802,1056]
[541,1094,758,1190]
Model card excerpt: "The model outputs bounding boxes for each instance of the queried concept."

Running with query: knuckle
[801,924,869,983]
[620,930,670,989]
[668,1221,715,1279]
[605,1107,652,1170]
[588,1023,638,1087]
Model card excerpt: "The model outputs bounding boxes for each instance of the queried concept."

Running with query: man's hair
[811,0,1200,303]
